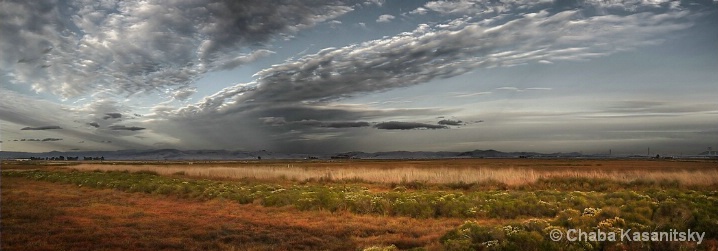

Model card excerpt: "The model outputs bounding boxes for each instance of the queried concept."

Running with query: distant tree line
[27,156,104,161]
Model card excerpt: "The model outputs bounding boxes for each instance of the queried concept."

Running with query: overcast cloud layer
[1,0,717,154]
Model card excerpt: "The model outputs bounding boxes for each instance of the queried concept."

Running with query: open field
[36,158,718,186]
[2,159,718,250]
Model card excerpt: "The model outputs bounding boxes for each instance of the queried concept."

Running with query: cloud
[324,121,371,128]
[376,14,396,23]
[409,7,428,15]
[3,0,707,154]
[178,3,691,118]
[416,0,682,16]
[144,1,698,153]
[108,125,146,131]
[454,92,492,98]
[364,0,385,7]
[21,126,62,130]
[497,87,553,92]
[259,117,287,126]
[327,20,343,29]
[374,121,448,130]
[171,87,198,101]
[438,119,463,126]
[0,0,355,98]
[295,120,371,128]
[15,138,63,142]
[0,91,159,150]
[103,113,122,120]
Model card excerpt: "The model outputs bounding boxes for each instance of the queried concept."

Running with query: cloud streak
[438,120,463,126]
[21,126,62,130]
[103,113,122,120]
[374,121,447,130]
[108,125,146,131]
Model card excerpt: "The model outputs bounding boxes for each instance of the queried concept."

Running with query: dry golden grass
[1,176,470,251]
[66,159,718,186]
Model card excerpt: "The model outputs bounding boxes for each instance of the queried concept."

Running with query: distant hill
[1,148,606,160]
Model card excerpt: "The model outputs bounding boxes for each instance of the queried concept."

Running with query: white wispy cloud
[376,14,396,23]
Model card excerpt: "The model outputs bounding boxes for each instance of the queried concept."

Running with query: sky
[1,0,717,155]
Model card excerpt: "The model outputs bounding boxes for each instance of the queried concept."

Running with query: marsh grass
[66,159,718,187]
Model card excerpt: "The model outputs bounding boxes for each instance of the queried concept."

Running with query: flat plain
[2,158,717,250]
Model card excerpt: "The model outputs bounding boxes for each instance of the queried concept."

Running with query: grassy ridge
[3,169,717,250]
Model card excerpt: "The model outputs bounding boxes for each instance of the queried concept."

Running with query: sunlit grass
[64,159,718,187]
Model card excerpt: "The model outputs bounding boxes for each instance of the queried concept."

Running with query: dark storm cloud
[374,121,448,130]
[21,126,62,130]
[322,121,371,128]
[103,113,122,120]
[108,125,146,131]
[295,120,371,128]
[80,99,131,130]
[255,105,449,130]
[0,0,355,98]
[438,119,463,126]
[259,117,370,128]
[247,104,452,126]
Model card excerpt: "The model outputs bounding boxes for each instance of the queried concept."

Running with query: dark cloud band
[374,121,448,130]
[21,126,62,130]
[109,125,146,131]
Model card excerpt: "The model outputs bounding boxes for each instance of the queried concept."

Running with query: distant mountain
[457,149,513,158]
[0,148,705,160]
